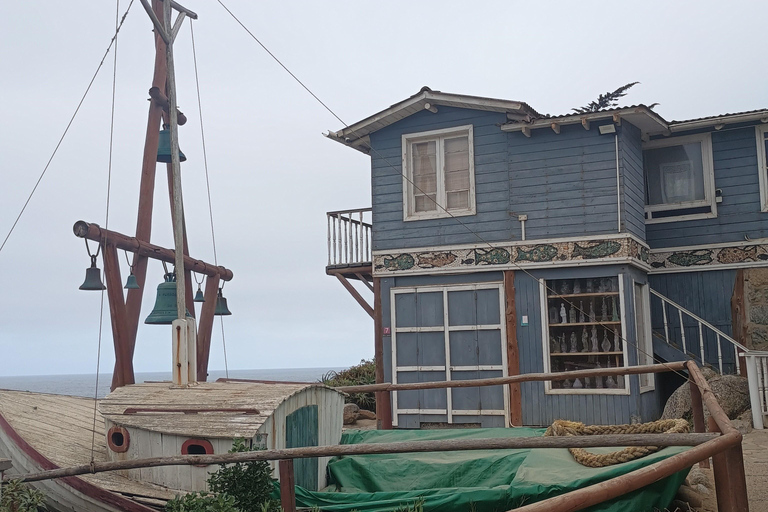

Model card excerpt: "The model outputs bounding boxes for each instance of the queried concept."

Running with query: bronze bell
[124,273,140,290]
[145,273,191,324]
[194,283,205,302]
[214,288,232,316]
[79,255,106,291]
[157,127,187,163]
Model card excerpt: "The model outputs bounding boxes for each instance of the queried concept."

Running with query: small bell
[79,255,106,291]
[156,127,187,163]
[145,273,191,324]
[214,288,232,316]
[194,283,205,302]
[124,273,140,290]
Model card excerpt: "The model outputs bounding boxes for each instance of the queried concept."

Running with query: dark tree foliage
[572,82,639,113]
[207,439,280,512]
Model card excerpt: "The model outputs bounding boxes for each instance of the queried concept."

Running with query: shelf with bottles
[546,278,621,327]
[548,325,624,355]
[549,357,626,390]
[548,321,621,327]
[550,352,623,356]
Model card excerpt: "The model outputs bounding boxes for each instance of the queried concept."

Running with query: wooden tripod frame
[73,0,231,391]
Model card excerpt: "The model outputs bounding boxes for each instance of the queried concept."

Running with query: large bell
[214,288,232,316]
[124,273,140,290]
[145,273,191,324]
[194,283,205,302]
[79,255,106,291]
[156,128,187,163]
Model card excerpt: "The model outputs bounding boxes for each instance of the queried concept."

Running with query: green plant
[322,359,376,411]
[0,480,46,512]
[572,82,640,113]
[207,439,280,512]
[164,492,239,512]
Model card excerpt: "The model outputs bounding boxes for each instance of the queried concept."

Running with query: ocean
[0,367,345,399]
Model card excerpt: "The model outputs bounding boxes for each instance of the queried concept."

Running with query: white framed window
[643,133,717,223]
[539,276,630,395]
[633,281,655,393]
[756,125,768,212]
[402,125,476,221]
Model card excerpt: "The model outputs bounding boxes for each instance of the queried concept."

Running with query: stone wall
[744,268,768,350]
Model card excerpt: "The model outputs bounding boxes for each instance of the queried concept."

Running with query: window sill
[404,208,476,222]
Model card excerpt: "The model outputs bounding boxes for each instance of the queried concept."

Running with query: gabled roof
[328,88,768,153]
[327,87,540,154]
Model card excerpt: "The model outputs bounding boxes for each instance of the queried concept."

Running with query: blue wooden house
[325,87,768,428]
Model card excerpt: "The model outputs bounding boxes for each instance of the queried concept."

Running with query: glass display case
[543,277,626,390]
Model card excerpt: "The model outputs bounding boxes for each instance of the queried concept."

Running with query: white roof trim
[501,106,669,135]
[669,110,768,132]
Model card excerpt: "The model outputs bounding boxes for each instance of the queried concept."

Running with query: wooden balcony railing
[327,207,372,267]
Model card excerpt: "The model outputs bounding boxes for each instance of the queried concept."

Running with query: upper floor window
[643,133,717,223]
[402,125,476,221]
[757,125,768,212]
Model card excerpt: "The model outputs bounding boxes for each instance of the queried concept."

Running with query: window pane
[444,136,469,173]
[415,194,437,212]
[412,141,436,182]
[644,142,705,205]
[447,191,469,209]
[445,169,470,193]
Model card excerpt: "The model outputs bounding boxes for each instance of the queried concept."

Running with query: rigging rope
[544,419,690,467]
[0,0,135,257]
[215,0,703,389]
[190,22,228,378]
[91,0,126,463]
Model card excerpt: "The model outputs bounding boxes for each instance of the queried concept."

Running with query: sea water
[0,367,344,399]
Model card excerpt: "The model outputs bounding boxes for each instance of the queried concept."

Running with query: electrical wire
[0,1,135,257]
[90,0,127,463]
[215,1,717,389]
[190,21,229,378]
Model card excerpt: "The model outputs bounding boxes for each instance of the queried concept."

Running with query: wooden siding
[369,108,643,252]
[507,123,623,239]
[618,122,646,240]
[649,270,738,373]
[370,107,512,250]
[646,127,768,248]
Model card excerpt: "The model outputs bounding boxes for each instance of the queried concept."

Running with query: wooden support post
[504,271,522,426]
[165,163,195,318]
[732,269,748,377]
[689,377,708,468]
[120,0,168,390]
[335,274,374,319]
[279,459,297,512]
[373,278,392,430]
[102,244,135,389]
[708,416,748,511]
[196,274,220,381]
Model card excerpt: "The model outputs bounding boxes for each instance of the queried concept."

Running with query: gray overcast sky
[1,1,766,377]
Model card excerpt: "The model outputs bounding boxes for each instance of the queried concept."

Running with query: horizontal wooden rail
[6,432,717,484]
[73,221,232,281]
[336,361,687,393]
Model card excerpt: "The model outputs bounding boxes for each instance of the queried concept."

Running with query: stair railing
[649,289,747,375]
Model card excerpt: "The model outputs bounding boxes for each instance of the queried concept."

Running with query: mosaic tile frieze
[373,237,647,274]
[649,244,768,270]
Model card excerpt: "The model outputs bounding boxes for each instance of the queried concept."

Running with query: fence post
[279,459,297,512]
[689,378,709,468]
[744,353,765,429]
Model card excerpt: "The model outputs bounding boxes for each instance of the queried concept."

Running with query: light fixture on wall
[598,124,617,135]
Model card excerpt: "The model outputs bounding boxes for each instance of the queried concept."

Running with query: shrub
[0,480,46,512]
[322,359,376,411]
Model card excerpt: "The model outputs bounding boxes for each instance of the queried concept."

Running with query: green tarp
[277,428,689,512]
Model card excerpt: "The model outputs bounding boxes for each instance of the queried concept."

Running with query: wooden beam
[503,271,522,426]
[11,432,720,484]
[550,122,560,134]
[612,113,621,126]
[102,244,135,389]
[148,87,186,125]
[73,221,233,281]
[355,273,374,292]
[581,117,590,130]
[196,274,220,382]
[731,269,748,377]
[424,103,438,113]
[689,378,709,468]
[279,459,297,512]
[373,278,392,429]
[122,0,168,391]
[165,163,196,317]
[521,126,531,138]
[337,361,687,393]
[335,274,374,319]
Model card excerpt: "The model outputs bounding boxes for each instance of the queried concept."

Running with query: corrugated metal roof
[671,108,768,124]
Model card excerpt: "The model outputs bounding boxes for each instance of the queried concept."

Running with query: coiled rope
[544,419,690,467]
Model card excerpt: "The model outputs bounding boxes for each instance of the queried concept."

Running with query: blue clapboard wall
[368,107,646,252]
